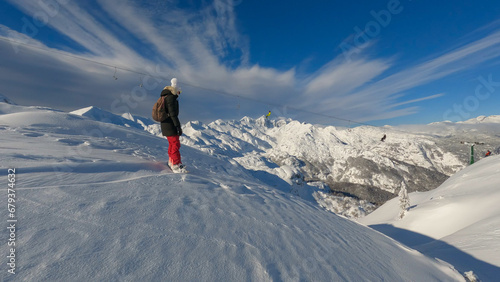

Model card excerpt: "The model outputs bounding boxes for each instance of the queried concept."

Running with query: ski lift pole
[460,141,485,165]
[470,144,475,165]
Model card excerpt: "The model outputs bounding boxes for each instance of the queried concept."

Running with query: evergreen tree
[398,181,410,219]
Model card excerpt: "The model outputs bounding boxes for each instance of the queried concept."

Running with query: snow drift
[359,155,500,281]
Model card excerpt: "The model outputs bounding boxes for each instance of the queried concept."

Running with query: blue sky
[0,0,500,126]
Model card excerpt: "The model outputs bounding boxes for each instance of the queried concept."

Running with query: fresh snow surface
[359,155,500,281]
[0,102,465,281]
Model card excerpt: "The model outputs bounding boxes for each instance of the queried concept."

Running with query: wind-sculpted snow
[0,101,465,281]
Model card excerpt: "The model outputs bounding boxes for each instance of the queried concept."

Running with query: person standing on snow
[160,78,185,172]
[485,150,492,157]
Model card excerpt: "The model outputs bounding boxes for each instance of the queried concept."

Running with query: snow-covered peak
[0,93,15,104]
[460,115,500,124]
[121,112,135,121]
[70,106,154,130]
[70,106,124,123]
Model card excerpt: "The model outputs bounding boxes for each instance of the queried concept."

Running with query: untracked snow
[359,155,500,281]
[0,101,465,281]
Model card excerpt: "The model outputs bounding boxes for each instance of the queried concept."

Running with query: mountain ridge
[66,104,500,218]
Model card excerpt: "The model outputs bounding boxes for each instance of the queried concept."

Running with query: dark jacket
[160,87,181,137]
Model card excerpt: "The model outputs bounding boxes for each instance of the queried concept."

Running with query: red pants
[167,135,181,165]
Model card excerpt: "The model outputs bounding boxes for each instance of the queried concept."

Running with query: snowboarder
[380,134,386,142]
[266,111,271,119]
[160,78,186,173]
[485,150,492,157]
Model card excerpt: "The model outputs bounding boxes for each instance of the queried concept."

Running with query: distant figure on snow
[485,150,492,157]
[160,78,186,173]
[380,134,386,142]
[266,111,271,119]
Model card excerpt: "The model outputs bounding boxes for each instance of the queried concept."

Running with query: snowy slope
[359,155,500,281]
[0,102,465,281]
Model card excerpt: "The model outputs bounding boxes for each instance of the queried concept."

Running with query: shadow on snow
[369,224,500,281]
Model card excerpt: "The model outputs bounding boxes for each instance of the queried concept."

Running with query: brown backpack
[152,96,169,122]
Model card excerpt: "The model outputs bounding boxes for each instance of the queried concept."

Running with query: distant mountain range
[66,104,500,217]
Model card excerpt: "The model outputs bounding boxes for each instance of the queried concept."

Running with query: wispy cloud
[304,56,391,97]
[302,27,500,122]
[1,0,500,125]
[388,93,445,108]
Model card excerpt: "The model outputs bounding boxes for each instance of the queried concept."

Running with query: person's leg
[167,135,181,165]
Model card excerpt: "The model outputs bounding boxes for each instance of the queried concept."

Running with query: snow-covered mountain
[0,93,15,104]
[70,106,156,130]
[69,105,500,219]
[178,116,500,218]
[460,115,500,124]
[178,117,466,206]
[359,155,500,281]
[0,99,467,281]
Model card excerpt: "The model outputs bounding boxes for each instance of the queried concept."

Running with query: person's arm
[166,95,182,134]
